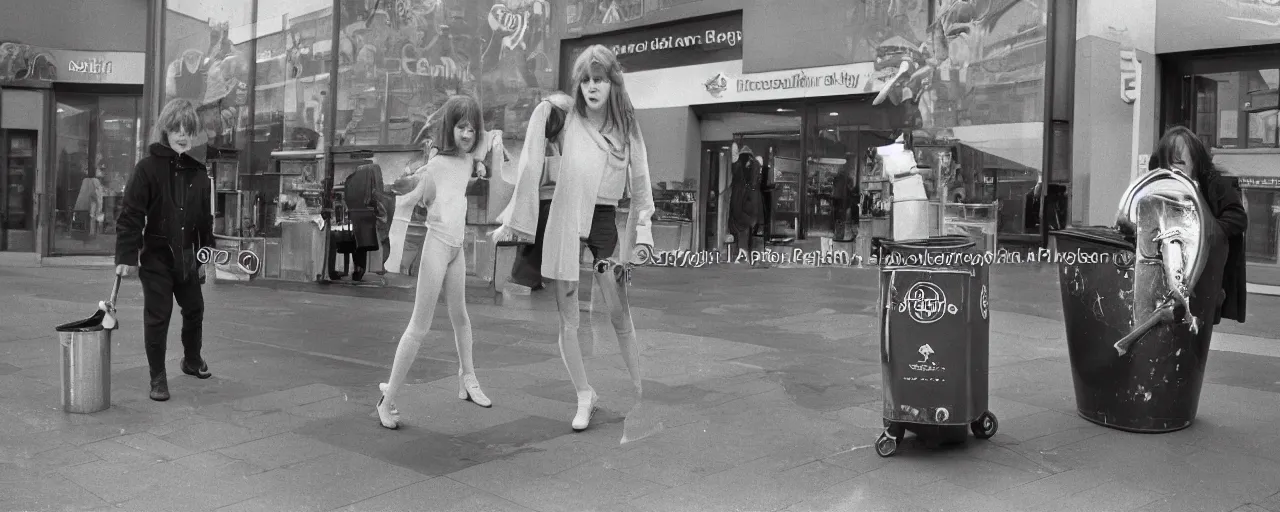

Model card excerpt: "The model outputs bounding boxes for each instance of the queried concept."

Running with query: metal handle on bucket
[106,275,121,311]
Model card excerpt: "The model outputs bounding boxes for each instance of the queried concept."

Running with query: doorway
[696,97,909,246]
[1,129,38,252]
[52,93,142,256]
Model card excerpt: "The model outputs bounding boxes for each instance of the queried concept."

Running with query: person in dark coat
[343,163,387,281]
[114,98,215,402]
[727,147,763,255]
[1149,126,1248,324]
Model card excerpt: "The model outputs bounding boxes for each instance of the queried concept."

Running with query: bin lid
[55,310,107,333]
[880,235,975,251]
[1049,226,1134,251]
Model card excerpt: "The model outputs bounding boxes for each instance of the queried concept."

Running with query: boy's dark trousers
[138,250,205,379]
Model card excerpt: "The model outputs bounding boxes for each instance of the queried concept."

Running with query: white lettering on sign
[610,29,742,58]
[897,281,959,324]
[735,68,883,93]
[68,58,113,75]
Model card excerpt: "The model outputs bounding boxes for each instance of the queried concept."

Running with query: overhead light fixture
[776,108,793,112]
[829,112,839,116]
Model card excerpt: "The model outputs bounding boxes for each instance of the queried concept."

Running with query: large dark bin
[873,235,997,457]
[1051,225,1227,433]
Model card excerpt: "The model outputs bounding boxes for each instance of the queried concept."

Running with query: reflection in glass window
[1194,69,1280,149]
[333,0,557,147]
[162,3,255,161]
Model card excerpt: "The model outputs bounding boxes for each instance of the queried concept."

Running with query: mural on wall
[566,0,705,33]
[335,0,555,146]
[873,0,1047,134]
[0,42,57,82]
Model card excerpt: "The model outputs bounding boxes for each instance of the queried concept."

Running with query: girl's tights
[383,234,474,404]
[553,270,643,399]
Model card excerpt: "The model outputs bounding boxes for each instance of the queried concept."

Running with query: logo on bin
[910,343,945,373]
[980,285,989,320]
[918,344,935,362]
[898,282,958,323]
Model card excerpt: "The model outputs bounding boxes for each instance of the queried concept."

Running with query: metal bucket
[55,276,120,414]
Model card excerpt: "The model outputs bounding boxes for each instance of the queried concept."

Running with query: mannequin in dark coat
[343,163,387,281]
[728,150,763,254]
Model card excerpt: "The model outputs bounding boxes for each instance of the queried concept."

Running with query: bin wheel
[972,412,998,440]
[875,432,898,457]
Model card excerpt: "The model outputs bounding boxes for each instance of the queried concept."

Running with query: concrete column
[1071,0,1159,226]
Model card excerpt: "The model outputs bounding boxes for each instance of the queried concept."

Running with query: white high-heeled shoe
[378,383,400,418]
[459,369,492,408]
[375,393,399,430]
[572,389,598,431]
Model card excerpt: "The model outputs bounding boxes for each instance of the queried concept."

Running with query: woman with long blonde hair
[494,44,655,431]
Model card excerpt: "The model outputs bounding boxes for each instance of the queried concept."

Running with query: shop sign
[561,11,743,75]
[1240,176,1280,189]
[627,57,896,109]
[47,49,144,85]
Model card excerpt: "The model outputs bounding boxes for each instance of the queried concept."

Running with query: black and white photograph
[2,0,1280,511]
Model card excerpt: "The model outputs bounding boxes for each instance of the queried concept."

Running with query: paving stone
[0,473,110,512]
[216,432,339,471]
[215,450,427,512]
[335,477,536,512]
[1032,481,1166,512]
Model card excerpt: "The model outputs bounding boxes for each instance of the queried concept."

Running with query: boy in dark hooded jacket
[115,98,215,402]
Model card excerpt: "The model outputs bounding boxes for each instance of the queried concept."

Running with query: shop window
[52,95,142,256]
[1193,70,1280,149]
[1243,188,1280,265]
[332,0,557,148]
[161,4,256,162]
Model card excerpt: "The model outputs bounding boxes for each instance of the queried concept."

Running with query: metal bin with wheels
[873,235,998,457]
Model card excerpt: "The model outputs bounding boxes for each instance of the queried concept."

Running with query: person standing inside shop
[493,44,656,432]
[342,163,387,281]
[114,98,214,402]
[1148,126,1248,324]
[727,146,762,255]
[375,95,500,430]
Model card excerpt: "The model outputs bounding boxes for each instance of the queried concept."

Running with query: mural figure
[0,42,57,82]
[873,0,1045,133]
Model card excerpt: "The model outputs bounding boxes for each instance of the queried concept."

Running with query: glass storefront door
[52,94,141,256]
[805,99,909,241]
[1,130,38,252]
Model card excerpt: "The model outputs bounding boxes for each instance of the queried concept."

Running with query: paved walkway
[1,264,1279,512]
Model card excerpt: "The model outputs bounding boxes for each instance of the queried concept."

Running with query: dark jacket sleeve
[114,161,150,266]
[1207,174,1248,323]
[1210,176,1248,237]
[199,171,214,250]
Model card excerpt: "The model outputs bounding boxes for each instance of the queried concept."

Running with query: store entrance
[696,96,909,250]
[1,129,38,252]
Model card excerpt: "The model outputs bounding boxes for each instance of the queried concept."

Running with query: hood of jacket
[148,142,204,168]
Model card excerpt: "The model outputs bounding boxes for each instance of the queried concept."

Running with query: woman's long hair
[150,98,200,146]
[570,44,636,142]
[435,95,484,156]
[1150,125,1223,191]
